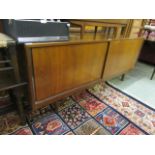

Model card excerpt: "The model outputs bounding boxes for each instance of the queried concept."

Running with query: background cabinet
[103,38,144,80]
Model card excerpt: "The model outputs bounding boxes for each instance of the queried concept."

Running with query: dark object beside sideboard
[139,40,155,65]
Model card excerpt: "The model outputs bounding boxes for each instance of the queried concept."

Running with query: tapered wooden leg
[94,26,98,40]
[150,68,155,80]
[80,25,85,39]
[120,74,125,81]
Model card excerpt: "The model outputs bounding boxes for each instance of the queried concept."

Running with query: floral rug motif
[11,126,33,135]
[58,104,90,129]
[74,119,111,135]
[0,111,26,135]
[95,107,129,134]
[119,124,144,135]
[88,83,155,134]
[72,91,107,116]
[32,114,70,135]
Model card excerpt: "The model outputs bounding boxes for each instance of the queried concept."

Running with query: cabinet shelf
[0,60,11,64]
[0,77,27,91]
[0,103,16,115]
[0,67,14,72]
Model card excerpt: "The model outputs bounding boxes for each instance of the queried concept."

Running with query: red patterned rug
[0,82,154,135]
[88,82,155,135]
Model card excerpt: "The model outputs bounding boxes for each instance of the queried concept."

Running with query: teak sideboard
[21,38,144,111]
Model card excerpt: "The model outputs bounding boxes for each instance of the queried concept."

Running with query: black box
[2,19,70,43]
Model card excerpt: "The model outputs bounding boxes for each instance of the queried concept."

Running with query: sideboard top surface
[24,35,144,48]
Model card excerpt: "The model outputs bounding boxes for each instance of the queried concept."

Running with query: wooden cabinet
[103,38,144,80]
[24,41,108,110]
[23,38,144,111]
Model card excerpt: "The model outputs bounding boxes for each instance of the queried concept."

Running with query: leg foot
[120,74,125,81]
[150,68,155,80]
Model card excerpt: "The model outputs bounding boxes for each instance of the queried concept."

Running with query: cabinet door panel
[103,38,144,80]
[32,42,108,100]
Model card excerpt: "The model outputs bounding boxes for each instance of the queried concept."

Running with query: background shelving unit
[0,33,27,123]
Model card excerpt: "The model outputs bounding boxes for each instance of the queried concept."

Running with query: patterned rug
[0,82,154,135]
[0,111,33,135]
[32,113,70,135]
[88,82,155,135]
